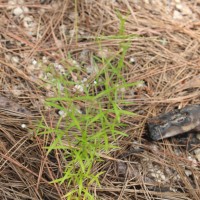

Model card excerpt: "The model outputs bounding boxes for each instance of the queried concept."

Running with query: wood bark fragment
[148,105,200,140]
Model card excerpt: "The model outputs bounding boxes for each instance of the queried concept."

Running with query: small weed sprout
[37,12,140,199]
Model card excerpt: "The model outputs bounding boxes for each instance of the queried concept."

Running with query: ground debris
[1,0,200,199]
[0,95,31,115]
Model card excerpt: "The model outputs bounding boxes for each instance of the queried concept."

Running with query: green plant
[37,13,140,200]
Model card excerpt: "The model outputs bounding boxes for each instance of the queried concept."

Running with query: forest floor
[0,0,200,199]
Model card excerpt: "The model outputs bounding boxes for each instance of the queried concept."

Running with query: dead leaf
[176,75,200,92]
